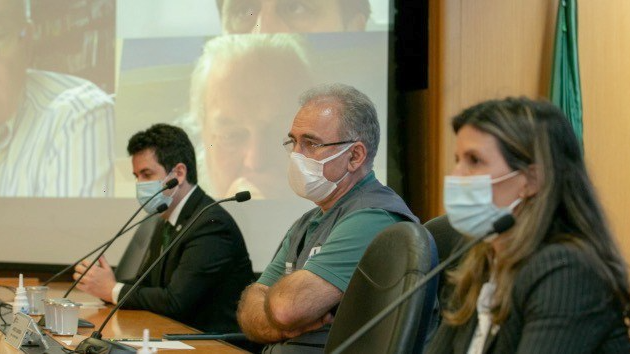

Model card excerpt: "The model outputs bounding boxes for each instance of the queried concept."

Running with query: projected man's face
[202,54,310,199]
[0,0,29,125]
[219,0,366,34]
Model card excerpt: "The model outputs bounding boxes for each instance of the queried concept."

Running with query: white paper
[76,301,106,309]
[118,341,195,350]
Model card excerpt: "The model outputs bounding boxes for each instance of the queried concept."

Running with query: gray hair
[189,34,311,125]
[299,83,379,168]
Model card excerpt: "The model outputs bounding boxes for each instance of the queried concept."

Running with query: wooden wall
[410,0,630,260]
[579,1,630,260]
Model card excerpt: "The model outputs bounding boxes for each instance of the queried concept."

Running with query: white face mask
[136,172,179,214]
[443,170,521,239]
[287,144,352,202]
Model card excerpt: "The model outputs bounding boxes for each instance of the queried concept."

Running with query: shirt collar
[314,171,376,219]
[167,185,197,226]
[334,170,375,204]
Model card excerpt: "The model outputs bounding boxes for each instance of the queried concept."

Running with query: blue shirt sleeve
[257,231,291,287]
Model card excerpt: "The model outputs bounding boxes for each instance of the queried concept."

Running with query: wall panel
[579,1,630,259]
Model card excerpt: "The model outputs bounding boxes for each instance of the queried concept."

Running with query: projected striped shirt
[0,70,114,197]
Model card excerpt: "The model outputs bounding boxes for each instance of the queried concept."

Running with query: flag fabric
[550,0,583,148]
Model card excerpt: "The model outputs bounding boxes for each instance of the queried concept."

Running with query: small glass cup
[26,286,48,315]
[56,301,81,336]
[51,298,72,333]
[42,298,56,330]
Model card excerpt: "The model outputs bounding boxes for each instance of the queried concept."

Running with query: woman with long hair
[426,97,630,353]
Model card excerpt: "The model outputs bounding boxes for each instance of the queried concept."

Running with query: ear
[172,162,188,185]
[347,142,367,173]
[345,14,367,31]
[521,164,540,198]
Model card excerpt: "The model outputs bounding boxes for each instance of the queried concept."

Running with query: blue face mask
[136,174,177,214]
[443,171,521,239]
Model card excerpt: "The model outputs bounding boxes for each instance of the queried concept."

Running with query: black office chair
[114,214,159,282]
[324,222,438,354]
[423,215,464,298]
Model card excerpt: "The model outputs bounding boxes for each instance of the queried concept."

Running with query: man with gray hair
[237,83,418,353]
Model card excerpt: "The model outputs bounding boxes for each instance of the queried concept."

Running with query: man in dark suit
[73,124,254,332]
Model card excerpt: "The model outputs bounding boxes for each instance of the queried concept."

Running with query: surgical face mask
[136,173,178,214]
[288,144,352,202]
[444,170,521,239]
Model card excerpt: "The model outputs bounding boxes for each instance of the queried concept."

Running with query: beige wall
[414,0,630,259]
[580,1,630,260]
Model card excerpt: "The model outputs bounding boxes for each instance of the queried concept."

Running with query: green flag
[550,0,583,148]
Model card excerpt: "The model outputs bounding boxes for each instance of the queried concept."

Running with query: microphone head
[235,191,251,202]
[164,178,179,189]
[156,204,169,213]
[493,214,516,234]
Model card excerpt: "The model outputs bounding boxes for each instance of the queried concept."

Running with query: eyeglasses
[0,28,26,59]
[282,136,356,155]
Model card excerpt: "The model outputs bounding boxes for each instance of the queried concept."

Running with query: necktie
[162,222,176,252]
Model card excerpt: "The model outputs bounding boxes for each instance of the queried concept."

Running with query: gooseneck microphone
[75,191,251,354]
[329,214,516,354]
[43,205,168,286]
[63,178,178,298]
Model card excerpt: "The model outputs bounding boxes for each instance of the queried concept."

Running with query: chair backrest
[114,214,159,282]
[423,215,464,297]
[324,222,438,354]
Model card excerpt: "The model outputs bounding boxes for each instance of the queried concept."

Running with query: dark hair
[127,124,198,185]
[445,97,629,325]
[215,0,371,26]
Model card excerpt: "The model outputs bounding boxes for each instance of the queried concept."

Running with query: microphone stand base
[75,337,136,354]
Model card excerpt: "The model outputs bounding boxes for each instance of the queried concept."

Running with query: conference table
[0,282,247,354]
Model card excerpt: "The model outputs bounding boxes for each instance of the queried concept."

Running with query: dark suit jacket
[426,242,630,353]
[119,187,255,332]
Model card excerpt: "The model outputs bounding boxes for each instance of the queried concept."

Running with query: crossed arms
[237,269,341,343]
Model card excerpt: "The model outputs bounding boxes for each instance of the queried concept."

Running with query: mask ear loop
[483,198,523,245]
[318,143,355,164]
[163,170,181,197]
[507,198,523,212]
[491,170,521,184]
[325,143,355,185]
[333,171,350,184]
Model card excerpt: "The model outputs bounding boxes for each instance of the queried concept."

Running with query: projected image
[0,0,392,272]
[0,0,388,199]
[0,0,115,197]
[115,31,388,200]
[191,35,313,199]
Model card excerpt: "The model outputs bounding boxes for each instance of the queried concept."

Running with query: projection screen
[0,0,392,272]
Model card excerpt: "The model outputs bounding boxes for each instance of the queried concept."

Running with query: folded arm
[237,270,339,343]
